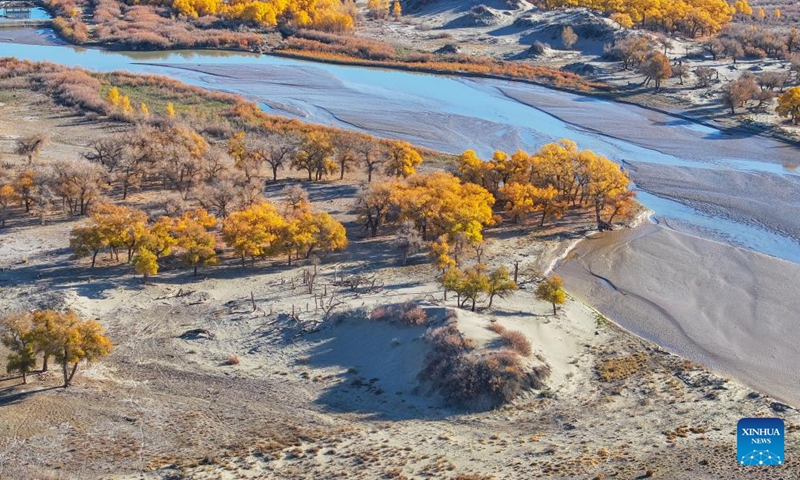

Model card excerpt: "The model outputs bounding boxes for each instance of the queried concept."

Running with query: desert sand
[2,88,799,479]
[558,222,800,405]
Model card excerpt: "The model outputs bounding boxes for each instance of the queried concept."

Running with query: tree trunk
[22,371,27,384]
[272,166,279,181]
[367,165,373,183]
[594,203,602,229]
[62,347,69,388]
[42,354,49,372]
[471,298,476,312]
[91,251,98,268]
[552,302,557,315]
[340,163,345,180]
[66,361,79,387]
[488,293,495,308]
[194,265,198,276]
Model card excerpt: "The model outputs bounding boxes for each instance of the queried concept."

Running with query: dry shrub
[487,322,505,334]
[400,305,427,326]
[275,48,604,91]
[418,325,546,410]
[224,356,240,366]
[499,329,532,357]
[369,303,429,326]
[596,352,647,381]
[369,306,389,321]
[287,30,397,61]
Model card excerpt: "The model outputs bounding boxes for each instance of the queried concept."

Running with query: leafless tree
[15,134,47,165]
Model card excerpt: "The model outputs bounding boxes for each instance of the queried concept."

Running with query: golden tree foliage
[733,0,752,15]
[535,275,566,315]
[776,87,800,125]
[391,172,496,243]
[13,310,113,388]
[392,0,401,20]
[161,0,355,32]
[222,197,347,266]
[543,0,734,36]
[457,140,634,229]
[429,235,456,273]
[384,141,423,178]
[132,248,159,280]
[222,201,287,265]
[1,313,37,383]
[173,209,218,275]
[368,0,390,19]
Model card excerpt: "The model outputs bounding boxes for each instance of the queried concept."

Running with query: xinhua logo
[737,418,784,466]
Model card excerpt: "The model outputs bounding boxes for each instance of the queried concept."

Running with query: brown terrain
[0,76,798,479]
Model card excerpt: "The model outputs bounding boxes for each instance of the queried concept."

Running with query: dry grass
[499,330,532,357]
[596,352,648,381]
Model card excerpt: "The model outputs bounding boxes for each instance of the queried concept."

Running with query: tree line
[70,187,348,279]
[542,0,734,37]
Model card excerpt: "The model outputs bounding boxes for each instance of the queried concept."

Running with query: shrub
[487,322,505,334]
[224,355,240,365]
[370,303,429,326]
[418,325,546,409]
[400,305,427,326]
[499,329,532,357]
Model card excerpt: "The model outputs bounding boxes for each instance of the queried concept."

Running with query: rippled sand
[557,223,800,404]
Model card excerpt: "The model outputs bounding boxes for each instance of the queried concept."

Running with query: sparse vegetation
[596,352,648,381]
[418,323,548,409]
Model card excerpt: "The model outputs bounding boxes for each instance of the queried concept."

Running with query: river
[1,31,799,402]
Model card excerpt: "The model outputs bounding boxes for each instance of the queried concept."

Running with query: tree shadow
[0,385,61,407]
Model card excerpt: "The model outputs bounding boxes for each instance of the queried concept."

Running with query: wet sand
[557,222,800,404]
[0,27,62,47]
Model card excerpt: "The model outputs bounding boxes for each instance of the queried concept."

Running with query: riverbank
[557,222,800,405]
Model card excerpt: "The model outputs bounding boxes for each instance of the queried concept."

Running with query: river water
[2,32,800,400]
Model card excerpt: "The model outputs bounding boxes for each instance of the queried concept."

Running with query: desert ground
[1,70,799,480]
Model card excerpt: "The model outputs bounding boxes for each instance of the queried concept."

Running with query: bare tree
[332,131,359,180]
[51,158,108,215]
[15,134,47,165]
[720,74,759,114]
[694,67,715,88]
[264,138,298,182]
[561,26,578,49]
[197,177,237,218]
[396,220,423,265]
[672,62,689,85]
[84,138,124,172]
[356,139,384,183]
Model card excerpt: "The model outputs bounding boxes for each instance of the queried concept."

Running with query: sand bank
[557,222,800,404]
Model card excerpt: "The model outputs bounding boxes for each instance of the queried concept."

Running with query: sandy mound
[444,5,513,28]
[514,8,621,41]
